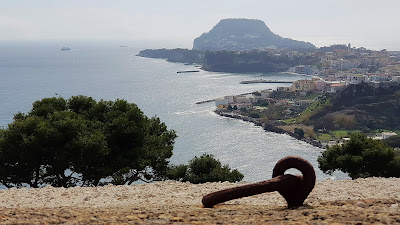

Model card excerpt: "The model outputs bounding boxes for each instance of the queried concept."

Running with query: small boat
[61,47,71,51]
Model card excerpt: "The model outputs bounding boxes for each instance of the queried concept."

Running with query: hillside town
[214,44,400,147]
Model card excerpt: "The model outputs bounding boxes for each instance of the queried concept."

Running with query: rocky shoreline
[215,110,324,149]
[0,178,399,224]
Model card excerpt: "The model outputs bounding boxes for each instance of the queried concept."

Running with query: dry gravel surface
[0,178,399,224]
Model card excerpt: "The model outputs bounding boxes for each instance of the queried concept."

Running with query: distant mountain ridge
[193,18,315,51]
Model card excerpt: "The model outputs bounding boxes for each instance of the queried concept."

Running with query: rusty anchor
[202,156,316,208]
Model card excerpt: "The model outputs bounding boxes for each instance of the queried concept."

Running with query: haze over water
[0,42,347,182]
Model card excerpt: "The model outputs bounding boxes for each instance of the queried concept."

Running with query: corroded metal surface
[202,156,316,208]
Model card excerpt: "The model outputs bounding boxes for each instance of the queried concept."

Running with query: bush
[0,96,177,188]
[294,128,305,138]
[168,154,244,183]
[318,133,400,179]
[249,112,260,118]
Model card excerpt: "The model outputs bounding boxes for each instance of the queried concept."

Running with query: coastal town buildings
[216,42,400,108]
[215,44,400,146]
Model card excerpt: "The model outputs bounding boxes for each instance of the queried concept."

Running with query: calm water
[0,42,347,182]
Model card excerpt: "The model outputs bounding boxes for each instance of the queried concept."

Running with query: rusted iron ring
[202,156,316,208]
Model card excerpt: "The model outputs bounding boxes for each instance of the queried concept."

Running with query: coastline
[215,110,324,149]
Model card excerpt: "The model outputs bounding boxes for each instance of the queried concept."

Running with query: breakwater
[195,99,215,104]
[240,79,293,84]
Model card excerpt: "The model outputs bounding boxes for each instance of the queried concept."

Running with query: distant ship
[61,47,71,51]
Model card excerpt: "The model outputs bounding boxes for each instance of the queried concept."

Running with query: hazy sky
[1,0,400,50]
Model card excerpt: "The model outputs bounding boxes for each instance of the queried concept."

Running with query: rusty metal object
[202,156,316,208]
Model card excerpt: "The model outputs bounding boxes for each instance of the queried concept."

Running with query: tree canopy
[317,133,400,179]
[167,154,244,184]
[0,96,177,188]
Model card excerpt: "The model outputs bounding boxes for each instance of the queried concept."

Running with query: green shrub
[318,133,399,179]
[168,154,244,184]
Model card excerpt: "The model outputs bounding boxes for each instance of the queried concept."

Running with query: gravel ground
[0,177,399,224]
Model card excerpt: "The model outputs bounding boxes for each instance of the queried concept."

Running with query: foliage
[317,133,333,141]
[331,130,351,139]
[167,154,244,184]
[318,133,400,179]
[383,135,400,148]
[262,105,281,120]
[248,112,261,118]
[315,113,357,130]
[392,90,400,109]
[0,96,177,188]
[239,107,248,113]
[203,50,318,73]
[294,128,305,138]
[298,96,332,123]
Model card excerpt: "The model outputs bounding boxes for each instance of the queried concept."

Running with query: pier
[195,99,215,104]
[177,70,200,73]
[240,79,293,84]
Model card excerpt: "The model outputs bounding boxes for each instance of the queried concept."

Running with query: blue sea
[0,41,347,182]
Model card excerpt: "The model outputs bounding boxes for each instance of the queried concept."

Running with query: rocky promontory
[193,18,316,51]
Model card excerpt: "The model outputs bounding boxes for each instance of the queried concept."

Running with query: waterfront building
[259,89,273,99]
[223,96,235,103]
[215,98,229,108]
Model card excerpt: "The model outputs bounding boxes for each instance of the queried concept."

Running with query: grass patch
[316,133,333,141]
[282,118,296,124]
[331,130,350,139]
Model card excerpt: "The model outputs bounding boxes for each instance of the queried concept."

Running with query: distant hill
[306,83,400,131]
[193,18,316,51]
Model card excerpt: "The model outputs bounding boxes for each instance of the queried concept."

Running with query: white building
[215,98,229,108]
[382,132,397,139]
[236,96,256,104]
[223,96,235,103]
[392,76,400,83]
[374,132,397,140]
[369,74,391,82]
[346,74,367,85]
[259,89,274,99]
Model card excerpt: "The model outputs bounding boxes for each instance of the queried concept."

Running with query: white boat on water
[61,47,71,51]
